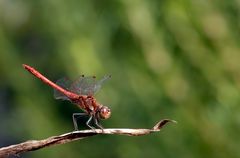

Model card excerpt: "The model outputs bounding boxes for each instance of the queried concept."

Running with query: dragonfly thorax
[72,96,111,120]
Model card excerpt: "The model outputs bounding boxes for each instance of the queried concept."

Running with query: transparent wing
[69,75,111,96]
[93,75,111,94]
[53,77,71,100]
[70,75,97,95]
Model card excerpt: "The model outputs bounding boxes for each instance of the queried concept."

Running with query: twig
[0,119,176,158]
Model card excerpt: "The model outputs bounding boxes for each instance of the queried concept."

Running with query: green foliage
[1,0,240,157]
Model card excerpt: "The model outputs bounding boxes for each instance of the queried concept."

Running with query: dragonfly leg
[72,113,87,131]
[94,117,104,130]
[86,115,95,130]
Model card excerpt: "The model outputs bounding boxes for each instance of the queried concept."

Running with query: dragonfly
[23,64,111,130]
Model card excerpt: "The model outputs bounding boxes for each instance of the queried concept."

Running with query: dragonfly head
[97,106,111,119]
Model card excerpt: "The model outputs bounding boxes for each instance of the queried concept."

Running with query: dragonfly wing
[69,75,111,96]
[93,75,111,94]
[70,76,97,96]
[54,77,71,100]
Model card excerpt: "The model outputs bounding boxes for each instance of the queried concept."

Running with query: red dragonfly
[23,64,111,130]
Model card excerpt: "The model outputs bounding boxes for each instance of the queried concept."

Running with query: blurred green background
[1,0,240,157]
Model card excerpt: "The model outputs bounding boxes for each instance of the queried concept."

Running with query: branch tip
[152,119,177,131]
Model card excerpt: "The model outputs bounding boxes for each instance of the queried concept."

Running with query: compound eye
[100,106,111,119]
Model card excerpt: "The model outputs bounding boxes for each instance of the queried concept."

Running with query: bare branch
[0,119,176,158]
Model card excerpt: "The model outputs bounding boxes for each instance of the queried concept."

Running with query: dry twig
[0,119,176,158]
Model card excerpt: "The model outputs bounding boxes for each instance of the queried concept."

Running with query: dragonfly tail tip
[22,64,29,69]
